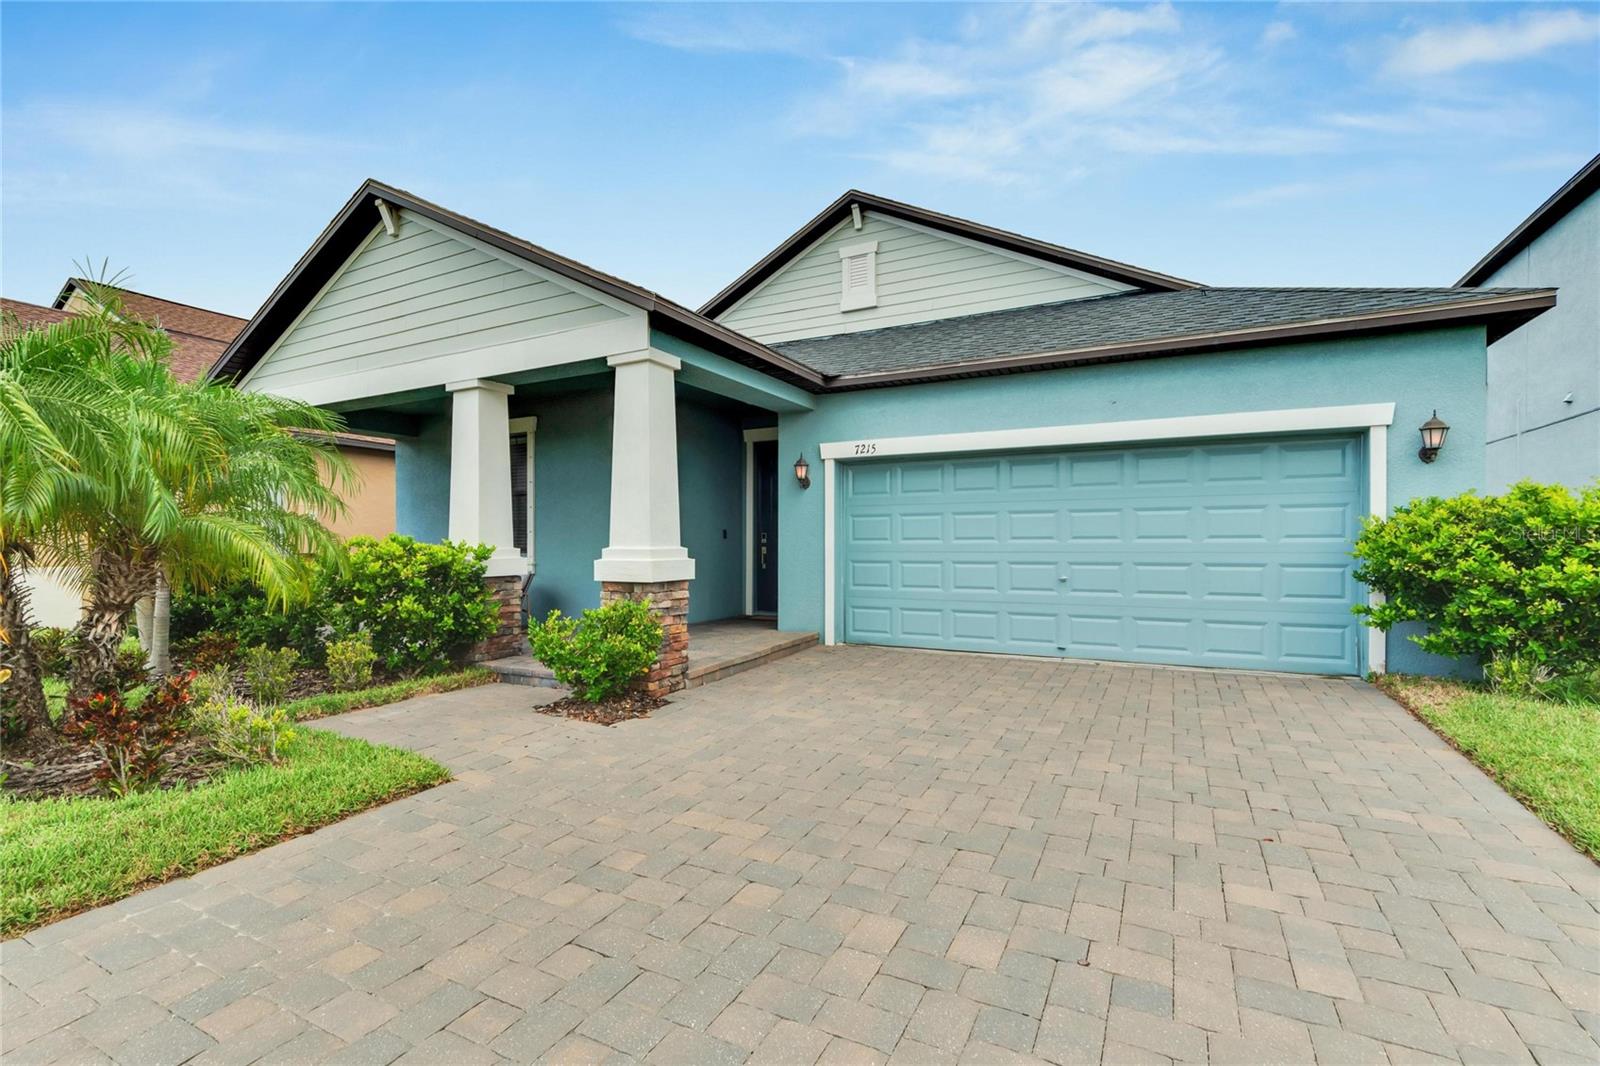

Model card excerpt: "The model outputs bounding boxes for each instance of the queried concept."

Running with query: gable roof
[699,190,1200,320]
[772,286,1556,389]
[54,280,247,344]
[1458,153,1600,286]
[19,286,241,383]
[209,179,825,390]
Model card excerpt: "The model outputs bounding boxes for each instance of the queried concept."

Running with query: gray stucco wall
[1481,191,1599,491]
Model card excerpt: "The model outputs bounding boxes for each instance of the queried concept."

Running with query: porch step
[482,625,818,691]
[484,656,560,688]
[685,630,817,688]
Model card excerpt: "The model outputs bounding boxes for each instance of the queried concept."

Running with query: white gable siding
[248,213,631,394]
[717,213,1134,343]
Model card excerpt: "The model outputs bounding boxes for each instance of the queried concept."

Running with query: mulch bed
[537,691,665,726]
[1,733,228,799]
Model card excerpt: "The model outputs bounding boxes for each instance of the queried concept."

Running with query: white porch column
[594,350,695,583]
[446,378,525,578]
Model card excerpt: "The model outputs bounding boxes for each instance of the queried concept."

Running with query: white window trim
[819,402,1394,674]
[743,426,779,616]
[509,416,537,572]
[838,240,879,312]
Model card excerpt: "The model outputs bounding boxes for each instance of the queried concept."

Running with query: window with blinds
[510,434,529,553]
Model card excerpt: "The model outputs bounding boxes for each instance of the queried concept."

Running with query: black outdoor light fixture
[794,453,811,489]
[1417,410,1450,464]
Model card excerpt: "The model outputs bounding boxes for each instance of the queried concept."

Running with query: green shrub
[170,535,501,676]
[170,583,307,652]
[187,664,236,709]
[320,536,499,676]
[30,628,73,679]
[529,599,662,702]
[1354,481,1600,679]
[242,645,298,707]
[191,697,296,766]
[324,632,376,692]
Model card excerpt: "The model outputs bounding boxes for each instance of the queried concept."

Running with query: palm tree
[1,300,148,731]
[2,285,356,718]
[63,350,355,699]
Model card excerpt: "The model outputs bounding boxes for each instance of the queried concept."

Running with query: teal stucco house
[208,181,1554,689]
[1460,153,1598,492]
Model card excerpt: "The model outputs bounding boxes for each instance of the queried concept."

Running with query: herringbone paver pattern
[3,647,1596,1064]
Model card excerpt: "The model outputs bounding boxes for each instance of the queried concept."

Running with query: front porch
[227,185,819,693]
[484,616,817,690]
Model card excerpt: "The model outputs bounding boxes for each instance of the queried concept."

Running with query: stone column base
[467,574,527,662]
[601,579,689,697]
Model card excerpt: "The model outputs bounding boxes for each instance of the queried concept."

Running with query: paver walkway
[4,646,1597,1064]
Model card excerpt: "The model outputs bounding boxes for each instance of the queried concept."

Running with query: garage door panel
[841,433,1364,674]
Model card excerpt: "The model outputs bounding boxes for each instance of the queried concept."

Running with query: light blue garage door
[841,434,1366,674]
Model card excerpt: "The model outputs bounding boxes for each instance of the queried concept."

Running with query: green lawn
[284,666,496,720]
[1,730,449,936]
[1378,675,1600,859]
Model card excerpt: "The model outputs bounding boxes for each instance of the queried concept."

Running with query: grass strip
[284,666,496,721]
[1378,675,1600,860]
[1,730,449,936]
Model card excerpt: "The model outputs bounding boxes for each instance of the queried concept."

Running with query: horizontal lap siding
[251,216,626,390]
[719,214,1130,343]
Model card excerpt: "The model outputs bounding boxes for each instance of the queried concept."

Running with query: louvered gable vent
[838,240,878,311]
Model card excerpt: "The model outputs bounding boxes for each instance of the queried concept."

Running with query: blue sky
[3,2,1596,317]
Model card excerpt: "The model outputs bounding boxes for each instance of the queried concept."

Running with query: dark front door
[753,440,779,614]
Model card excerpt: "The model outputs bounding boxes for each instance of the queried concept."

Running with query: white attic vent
[838,240,879,311]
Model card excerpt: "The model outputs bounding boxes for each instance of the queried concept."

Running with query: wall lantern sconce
[794,453,811,489]
[1417,410,1450,464]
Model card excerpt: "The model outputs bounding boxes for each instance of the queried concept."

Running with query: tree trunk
[68,548,155,704]
[136,596,154,660]
[149,574,171,678]
[0,548,52,734]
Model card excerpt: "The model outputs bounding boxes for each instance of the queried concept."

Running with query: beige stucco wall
[325,445,396,540]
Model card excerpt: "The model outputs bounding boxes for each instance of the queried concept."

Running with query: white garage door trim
[820,402,1394,671]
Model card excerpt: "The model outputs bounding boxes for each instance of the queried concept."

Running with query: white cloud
[773,3,1340,184]
[1384,9,1600,77]
[1260,21,1297,48]
[617,7,824,57]
[1221,179,1339,209]
[15,103,324,160]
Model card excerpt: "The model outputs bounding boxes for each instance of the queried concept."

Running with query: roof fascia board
[823,290,1557,389]
[1458,153,1600,286]
[238,221,386,391]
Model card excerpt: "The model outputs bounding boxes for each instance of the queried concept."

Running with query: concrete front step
[483,624,818,691]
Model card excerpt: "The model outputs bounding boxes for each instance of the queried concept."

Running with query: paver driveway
[4,646,1597,1065]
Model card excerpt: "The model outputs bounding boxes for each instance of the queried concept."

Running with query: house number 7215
[853,442,878,455]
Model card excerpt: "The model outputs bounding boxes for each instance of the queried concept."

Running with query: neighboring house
[211,180,1553,687]
[1460,153,1599,491]
[2,286,397,626]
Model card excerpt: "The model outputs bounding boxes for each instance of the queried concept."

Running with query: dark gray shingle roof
[772,287,1549,382]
